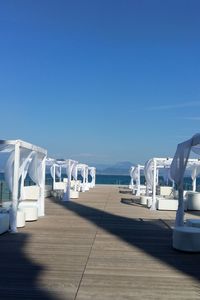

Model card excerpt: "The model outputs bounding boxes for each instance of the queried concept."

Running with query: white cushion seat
[70,190,79,199]
[18,201,38,221]
[0,213,9,234]
[17,210,26,228]
[22,206,38,221]
[140,196,151,205]
[147,197,153,208]
[173,226,200,252]
[157,198,178,211]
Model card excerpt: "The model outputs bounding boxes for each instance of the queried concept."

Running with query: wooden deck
[1,185,200,299]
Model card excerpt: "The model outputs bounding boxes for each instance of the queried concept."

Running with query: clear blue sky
[0,0,200,164]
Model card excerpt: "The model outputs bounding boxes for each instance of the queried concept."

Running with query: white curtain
[72,163,78,180]
[62,160,77,201]
[28,152,46,216]
[71,162,78,191]
[170,133,200,226]
[144,159,154,195]
[4,149,15,193]
[19,150,35,201]
[55,165,61,179]
[129,167,135,187]
[5,147,36,232]
[77,165,86,192]
[50,164,62,182]
[89,167,96,187]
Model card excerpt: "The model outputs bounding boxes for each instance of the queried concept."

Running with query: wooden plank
[0,185,200,300]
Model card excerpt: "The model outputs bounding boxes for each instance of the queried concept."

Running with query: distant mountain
[95,161,134,175]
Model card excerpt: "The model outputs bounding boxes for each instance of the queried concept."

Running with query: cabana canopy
[0,139,47,232]
[46,158,78,199]
[170,133,200,226]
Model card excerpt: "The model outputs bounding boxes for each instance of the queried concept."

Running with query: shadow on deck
[0,233,61,300]
[50,196,200,282]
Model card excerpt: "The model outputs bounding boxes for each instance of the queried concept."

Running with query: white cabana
[170,134,200,226]
[46,158,79,200]
[88,167,96,188]
[46,158,66,191]
[170,133,200,252]
[186,162,200,192]
[144,157,173,210]
[0,139,47,233]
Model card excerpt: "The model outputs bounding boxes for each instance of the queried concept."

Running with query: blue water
[0,173,199,202]
[95,174,144,185]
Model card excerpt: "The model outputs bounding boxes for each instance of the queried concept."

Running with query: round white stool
[17,210,25,228]
[22,206,38,221]
[173,226,200,252]
[187,192,200,210]
[147,197,152,208]
[70,190,79,199]
[140,196,149,205]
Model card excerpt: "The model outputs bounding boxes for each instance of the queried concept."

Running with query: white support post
[151,158,157,210]
[10,141,20,233]
[74,165,78,191]
[175,184,185,227]
[156,169,159,185]
[63,160,72,201]
[53,164,56,189]
[59,166,61,182]
[138,165,141,195]
[193,177,196,192]
[38,155,46,217]
[82,167,86,192]
[86,167,88,189]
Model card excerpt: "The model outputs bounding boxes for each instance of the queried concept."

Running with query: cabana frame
[0,139,47,232]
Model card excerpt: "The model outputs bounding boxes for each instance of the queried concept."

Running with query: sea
[0,173,198,202]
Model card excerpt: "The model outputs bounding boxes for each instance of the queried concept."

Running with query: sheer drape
[170,134,200,226]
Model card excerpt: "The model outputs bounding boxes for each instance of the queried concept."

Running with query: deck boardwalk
[1,185,200,299]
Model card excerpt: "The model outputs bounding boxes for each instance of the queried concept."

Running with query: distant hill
[95,161,134,175]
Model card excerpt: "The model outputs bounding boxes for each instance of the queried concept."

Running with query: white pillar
[151,158,157,210]
[63,160,72,201]
[175,184,185,227]
[192,177,196,192]
[10,141,20,233]
[38,155,46,217]
[86,167,89,189]
[59,166,62,182]
[52,164,56,190]
[136,165,141,196]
